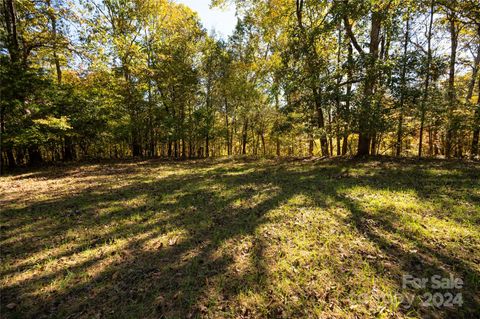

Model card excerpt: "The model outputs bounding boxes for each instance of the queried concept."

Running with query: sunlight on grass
[1,159,479,318]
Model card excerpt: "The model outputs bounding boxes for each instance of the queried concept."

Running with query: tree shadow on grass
[2,161,305,318]
[336,197,480,318]
[1,159,479,318]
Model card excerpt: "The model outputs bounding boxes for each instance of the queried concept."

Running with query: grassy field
[1,158,479,318]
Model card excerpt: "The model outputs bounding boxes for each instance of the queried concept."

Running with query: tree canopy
[1,0,479,171]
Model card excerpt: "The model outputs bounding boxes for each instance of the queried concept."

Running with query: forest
[1,0,479,171]
[1,1,480,319]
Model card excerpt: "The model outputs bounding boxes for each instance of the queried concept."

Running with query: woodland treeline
[1,0,479,171]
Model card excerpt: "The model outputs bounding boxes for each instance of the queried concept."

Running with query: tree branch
[343,16,364,56]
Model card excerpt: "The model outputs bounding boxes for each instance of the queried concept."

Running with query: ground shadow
[1,158,479,318]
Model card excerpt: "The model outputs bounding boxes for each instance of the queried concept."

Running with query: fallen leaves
[168,237,178,246]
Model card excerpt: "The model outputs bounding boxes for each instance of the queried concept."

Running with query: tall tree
[396,12,411,156]
[418,0,435,157]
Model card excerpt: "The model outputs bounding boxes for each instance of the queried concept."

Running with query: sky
[175,0,237,38]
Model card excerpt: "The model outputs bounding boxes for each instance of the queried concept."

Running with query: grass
[1,157,479,318]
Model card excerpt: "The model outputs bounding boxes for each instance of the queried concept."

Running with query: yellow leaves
[211,0,228,9]
[33,116,72,131]
[370,0,402,11]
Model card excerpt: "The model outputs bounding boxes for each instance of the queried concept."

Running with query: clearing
[1,158,479,318]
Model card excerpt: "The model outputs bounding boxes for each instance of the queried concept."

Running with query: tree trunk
[308,135,314,157]
[445,11,458,158]
[64,136,75,161]
[472,119,479,159]
[472,79,480,159]
[469,31,480,159]
[132,139,141,157]
[357,134,370,157]
[1,100,14,172]
[4,0,20,63]
[242,120,248,155]
[342,135,348,156]
[276,137,281,157]
[182,138,186,160]
[336,136,341,156]
[297,0,328,157]
[224,98,231,156]
[466,36,480,102]
[261,131,266,156]
[28,146,42,166]
[205,134,210,158]
[396,14,410,156]
[428,126,434,156]
[351,11,382,156]
[6,148,15,169]
[47,0,62,85]
[370,134,377,156]
[328,109,333,155]
[342,43,353,156]
[335,25,342,157]
[418,0,434,158]
[313,87,329,156]
[3,0,21,170]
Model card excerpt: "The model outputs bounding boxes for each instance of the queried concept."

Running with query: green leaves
[33,116,72,131]
[13,116,71,147]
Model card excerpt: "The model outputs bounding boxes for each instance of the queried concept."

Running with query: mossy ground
[1,158,479,318]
